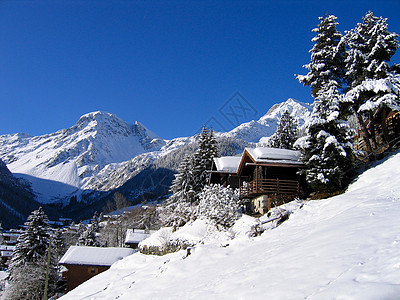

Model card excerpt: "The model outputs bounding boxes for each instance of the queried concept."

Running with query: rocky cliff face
[0,159,42,229]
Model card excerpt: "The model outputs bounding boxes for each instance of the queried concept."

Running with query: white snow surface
[213,156,242,173]
[124,229,156,245]
[245,147,303,165]
[61,150,400,299]
[59,246,135,267]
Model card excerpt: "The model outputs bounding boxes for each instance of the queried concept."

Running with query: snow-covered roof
[213,156,242,173]
[0,251,13,257]
[59,246,135,267]
[245,147,303,166]
[0,245,15,251]
[124,229,156,245]
[1,232,20,238]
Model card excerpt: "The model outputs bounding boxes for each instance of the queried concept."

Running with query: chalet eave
[244,162,305,168]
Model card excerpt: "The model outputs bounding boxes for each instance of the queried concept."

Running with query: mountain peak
[262,98,311,120]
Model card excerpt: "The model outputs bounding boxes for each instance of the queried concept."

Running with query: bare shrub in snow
[197,184,241,228]
[159,198,197,228]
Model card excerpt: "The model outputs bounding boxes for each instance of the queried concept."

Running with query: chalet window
[88,267,98,275]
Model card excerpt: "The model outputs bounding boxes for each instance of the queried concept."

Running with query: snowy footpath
[61,150,400,300]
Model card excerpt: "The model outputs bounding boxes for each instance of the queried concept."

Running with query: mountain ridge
[0,99,312,219]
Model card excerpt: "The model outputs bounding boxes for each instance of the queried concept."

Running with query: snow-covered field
[62,150,400,299]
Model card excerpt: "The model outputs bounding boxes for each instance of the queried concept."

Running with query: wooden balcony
[240,178,300,198]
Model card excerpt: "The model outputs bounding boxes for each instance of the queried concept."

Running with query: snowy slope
[0,112,165,204]
[61,150,400,299]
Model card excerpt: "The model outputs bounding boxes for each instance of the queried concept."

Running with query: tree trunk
[356,113,374,157]
[380,106,390,144]
[368,111,378,149]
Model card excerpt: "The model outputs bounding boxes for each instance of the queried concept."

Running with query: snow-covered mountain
[0,99,312,208]
[0,111,165,204]
[60,149,400,299]
[225,98,312,144]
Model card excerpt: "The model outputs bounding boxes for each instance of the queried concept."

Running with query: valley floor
[61,150,400,300]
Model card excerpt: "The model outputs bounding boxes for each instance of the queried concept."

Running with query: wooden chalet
[59,246,135,291]
[209,156,242,189]
[210,147,304,214]
[355,109,400,155]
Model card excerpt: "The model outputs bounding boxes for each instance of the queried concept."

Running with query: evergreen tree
[297,14,345,97]
[296,14,355,192]
[169,126,219,204]
[52,228,66,262]
[298,81,355,192]
[344,11,400,149]
[170,154,196,203]
[91,211,100,233]
[269,110,298,149]
[8,207,50,274]
[344,11,398,87]
[5,207,57,299]
[78,225,101,247]
[192,127,219,194]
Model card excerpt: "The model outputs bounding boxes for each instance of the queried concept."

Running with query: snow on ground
[61,150,400,299]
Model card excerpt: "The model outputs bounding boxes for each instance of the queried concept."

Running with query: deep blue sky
[1,1,399,139]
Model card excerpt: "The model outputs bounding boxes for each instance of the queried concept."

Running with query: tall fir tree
[297,14,345,96]
[344,11,400,150]
[170,154,196,203]
[6,207,57,299]
[78,225,101,247]
[170,126,219,204]
[52,228,66,262]
[192,127,219,194]
[298,81,355,191]
[91,211,100,232]
[8,207,51,274]
[269,110,298,149]
[297,14,355,192]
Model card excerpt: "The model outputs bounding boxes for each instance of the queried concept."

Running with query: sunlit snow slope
[61,150,400,300]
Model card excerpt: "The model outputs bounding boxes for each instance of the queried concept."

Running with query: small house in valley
[124,229,156,249]
[210,147,305,214]
[59,246,135,291]
[0,245,15,269]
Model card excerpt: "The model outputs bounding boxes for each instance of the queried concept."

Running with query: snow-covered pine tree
[192,127,219,195]
[296,14,355,192]
[78,225,101,247]
[170,154,195,203]
[297,14,345,97]
[52,228,66,262]
[91,211,100,232]
[269,110,298,149]
[297,81,355,192]
[344,11,400,149]
[5,207,57,299]
[8,207,50,274]
[164,127,219,227]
